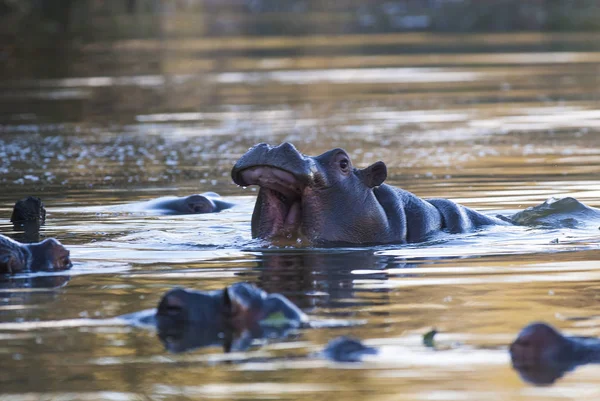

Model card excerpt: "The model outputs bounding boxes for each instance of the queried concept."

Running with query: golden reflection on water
[3,24,600,401]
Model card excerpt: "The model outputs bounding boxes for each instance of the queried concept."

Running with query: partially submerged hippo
[232,143,600,245]
[11,196,46,243]
[510,322,600,385]
[0,234,72,275]
[112,193,234,215]
[322,336,378,362]
[11,196,46,225]
[232,143,508,245]
[127,282,308,353]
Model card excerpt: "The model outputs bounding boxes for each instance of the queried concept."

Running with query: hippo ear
[358,161,387,188]
[223,286,232,311]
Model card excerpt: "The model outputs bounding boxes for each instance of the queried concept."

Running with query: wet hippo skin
[134,193,234,215]
[510,322,600,385]
[231,142,508,245]
[128,282,308,353]
[0,234,72,275]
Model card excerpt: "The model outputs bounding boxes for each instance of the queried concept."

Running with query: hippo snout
[232,142,311,187]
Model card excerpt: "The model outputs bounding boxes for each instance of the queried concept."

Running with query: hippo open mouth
[231,143,318,241]
[234,165,306,239]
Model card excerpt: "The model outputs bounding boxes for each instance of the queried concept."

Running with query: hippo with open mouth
[231,142,509,245]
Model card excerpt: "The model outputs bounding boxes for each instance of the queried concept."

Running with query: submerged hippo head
[11,196,46,225]
[156,283,306,332]
[231,143,387,245]
[509,322,583,385]
[28,238,72,271]
[179,194,217,214]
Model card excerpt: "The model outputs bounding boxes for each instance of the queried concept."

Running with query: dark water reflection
[3,7,600,400]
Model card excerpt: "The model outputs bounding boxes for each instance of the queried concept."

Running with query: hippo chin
[231,143,507,245]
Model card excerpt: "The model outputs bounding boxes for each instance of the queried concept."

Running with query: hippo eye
[339,159,349,171]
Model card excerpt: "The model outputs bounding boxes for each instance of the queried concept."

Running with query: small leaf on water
[261,311,288,327]
[423,329,437,348]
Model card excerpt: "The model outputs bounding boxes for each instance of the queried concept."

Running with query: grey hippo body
[134,193,234,215]
[231,142,509,245]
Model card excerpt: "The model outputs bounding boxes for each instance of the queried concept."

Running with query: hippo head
[28,238,72,271]
[156,283,306,330]
[180,194,216,214]
[509,322,579,385]
[11,196,46,225]
[231,143,388,245]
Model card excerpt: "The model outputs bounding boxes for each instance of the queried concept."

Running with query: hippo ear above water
[358,161,387,188]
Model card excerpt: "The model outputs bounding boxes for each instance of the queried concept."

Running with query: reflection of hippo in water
[232,143,600,245]
[249,250,393,310]
[0,234,72,275]
[127,282,307,353]
[510,322,600,385]
[110,193,234,215]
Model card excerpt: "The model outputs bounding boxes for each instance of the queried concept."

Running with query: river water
[2,18,600,400]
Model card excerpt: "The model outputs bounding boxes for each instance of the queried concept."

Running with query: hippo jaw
[231,143,319,242]
[235,166,308,241]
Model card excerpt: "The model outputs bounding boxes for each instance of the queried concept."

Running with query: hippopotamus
[510,322,600,385]
[322,336,378,362]
[127,282,308,353]
[10,196,46,243]
[231,143,509,245]
[0,234,72,275]
[11,196,46,225]
[107,193,234,215]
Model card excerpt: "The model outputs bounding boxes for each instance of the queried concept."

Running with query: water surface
[3,16,600,400]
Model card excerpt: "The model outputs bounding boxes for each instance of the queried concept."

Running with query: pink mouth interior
[239,166,304,238]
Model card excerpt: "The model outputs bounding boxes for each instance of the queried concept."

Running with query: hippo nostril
[165,304,183,316]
